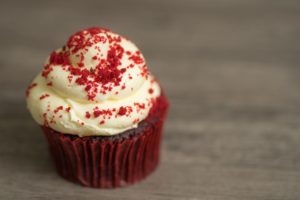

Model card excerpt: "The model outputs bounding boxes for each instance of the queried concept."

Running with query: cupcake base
[42,94,168,188]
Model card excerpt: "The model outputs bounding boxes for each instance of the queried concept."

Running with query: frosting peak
[26,27,161,137]
[42,27,148,102]
[67,28,111,70]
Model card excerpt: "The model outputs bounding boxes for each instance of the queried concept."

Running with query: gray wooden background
[1,0,300,199]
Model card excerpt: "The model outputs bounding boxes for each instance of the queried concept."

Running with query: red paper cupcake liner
[42,94,169,188]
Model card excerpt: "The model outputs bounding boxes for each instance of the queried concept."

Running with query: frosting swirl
[26,27,161,137]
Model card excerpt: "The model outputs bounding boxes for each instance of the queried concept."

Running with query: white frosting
[26,28,161,137]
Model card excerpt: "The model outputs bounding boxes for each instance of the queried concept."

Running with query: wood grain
[1,0,300,199]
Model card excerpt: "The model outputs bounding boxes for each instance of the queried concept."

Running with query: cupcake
[26,27,169,188]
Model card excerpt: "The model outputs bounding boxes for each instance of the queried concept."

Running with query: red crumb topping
[65,107,71,112]
[49,51,70,66]
[25,83,37,97]
[67,75,73,83]
[129,51,144,64]
[140,65,149,78]
[42,51,70,78]
[40,27,149,101]
[134,102,145,112]
[85,111,91,119]
[118,106,127,116]
[49,115,56,124]
[39,93,50,100]
[47,82,53,86]
[148,88,154,94]
[54,106,63,114]
[42,113,49,126]
[121,84,126,90]
[46,102,51,112]
[63,28,127,100]
[133,118,140,123]
[41,65,53,78]
[127,64,134,69]
[67,27,108,54]
[99,120,105,124]
[93,107,113,118]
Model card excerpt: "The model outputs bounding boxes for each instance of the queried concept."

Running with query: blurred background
[1,0,300,199]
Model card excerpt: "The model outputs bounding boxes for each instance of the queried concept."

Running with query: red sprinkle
[133,118,140,123]
[42,113,49,126]
[148,88,154,94]
[54,106,63,114]
[129,51,144,64]
[118,106,127,116]
[127,64,134,68]
[67,75,73,83]
[93,108,113,118]
[25,83,37,97]
[50,115,56,124]
[47,82,53,86]
[140,65,149,78]
[42,51,70,78]
[99,120,105,124]
[78,62,84,68]
[39,94,50,100]
[85,111,91,119]
[134,102,145,110]
[67,27,108,54]
[41,65,53,78]
[65,107,71,112]
[49,51,70,66]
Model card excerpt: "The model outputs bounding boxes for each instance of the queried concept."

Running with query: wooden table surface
[1,0,300,199]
